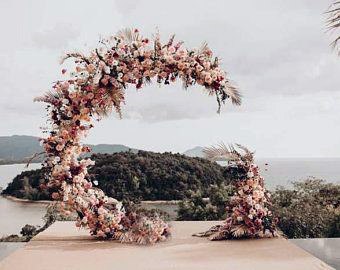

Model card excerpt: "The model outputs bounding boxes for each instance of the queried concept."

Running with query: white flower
[107,197,118,204]
[247,172,254,178]
[248,214,253,219]
[78,71,89,79]
[246,196,253,204]
[116,201,123,211]
[62,99,69,105]
[68,84,75,91]
[104,66,111,74]
[237,216,243,221]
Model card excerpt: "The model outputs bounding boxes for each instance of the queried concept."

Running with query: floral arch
[36,29,241,244]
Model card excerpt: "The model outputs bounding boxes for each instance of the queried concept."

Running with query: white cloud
[0,0,339,157]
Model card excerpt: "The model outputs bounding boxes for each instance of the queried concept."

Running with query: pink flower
[168,46,176,53]
[56,144,64,151]
[51,192,59,199]
[96,230,105,237]
[204,74,213,84]
[84,182,92,189]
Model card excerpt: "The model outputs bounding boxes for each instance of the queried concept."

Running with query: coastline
[0,161,41,166]
[1,195,180,205]
[1,195,50,205]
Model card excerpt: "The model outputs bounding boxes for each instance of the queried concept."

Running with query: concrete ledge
[0,221,334,270]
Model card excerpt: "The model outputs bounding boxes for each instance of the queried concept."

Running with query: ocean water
[0,159,339,263]
[244,158,339,189]
[0,163,46,262]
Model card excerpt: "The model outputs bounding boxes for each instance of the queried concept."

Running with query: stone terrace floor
[0,221,334,270]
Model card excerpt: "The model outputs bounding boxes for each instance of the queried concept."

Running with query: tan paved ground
[0,221,334,270]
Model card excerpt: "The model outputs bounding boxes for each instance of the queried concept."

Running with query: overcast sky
[0,0,339,157]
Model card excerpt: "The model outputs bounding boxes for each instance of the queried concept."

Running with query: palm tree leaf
[326,1,340,53]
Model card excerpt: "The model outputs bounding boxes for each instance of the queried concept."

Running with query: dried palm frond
[117,28,141,43]
[231,225,249,238]
[95,87,125,118]
[93,105,112,119]
[203,143,240,162]
[235,143,253,157]
[25,151,45,168]
[223,83,242,106]
[192,225,222,237]
[326,1,340,52]
[197,41,209,55]
[209,230,231,241]
[60,52,90,65]
[153,31,162,55]
[203,143,254,163]
[34,90,63,104]
[164,34,175,48]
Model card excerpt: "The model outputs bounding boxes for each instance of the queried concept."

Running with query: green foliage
[20,224,37,237]
[177,178,340,239]
[271,178,340,238]
[2,151,231,201]
[177,184,234,221]
[2,168,51,200]
[91,151,230,201]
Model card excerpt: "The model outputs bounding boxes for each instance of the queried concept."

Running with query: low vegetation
[177,184,234,221]
[177,178,340,238]
[271,178,340,238]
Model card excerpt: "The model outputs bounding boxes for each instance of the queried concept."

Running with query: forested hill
[2,151,231,201]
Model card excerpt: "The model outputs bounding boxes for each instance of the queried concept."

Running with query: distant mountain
[88,144,138,155]
[183,146,205,158]
[0,135,41,162]
[0,135,137,164]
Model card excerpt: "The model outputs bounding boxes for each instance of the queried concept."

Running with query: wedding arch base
[194,144,278,240]
[36,29,241,244]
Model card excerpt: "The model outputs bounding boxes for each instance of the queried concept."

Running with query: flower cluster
[216,162,277,239]
[36,29,240,244]
[200,144,277,240]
